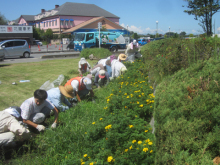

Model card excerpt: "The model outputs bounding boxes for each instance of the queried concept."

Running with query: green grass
[0,58,98,110]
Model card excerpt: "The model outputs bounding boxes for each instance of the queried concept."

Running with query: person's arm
[94,73,99,88]
[52,107,58,123]
[63,97,72,107]
[76,92,81,102]
[23,119,38,128]
[89,89,94,98]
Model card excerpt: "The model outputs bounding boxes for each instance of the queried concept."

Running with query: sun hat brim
[59,86,74,98]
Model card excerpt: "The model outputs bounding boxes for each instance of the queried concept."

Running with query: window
[44,22,45,27]
[86,33,94,41]
[65,21,68,26]
[70,21,73,26]
[13,41,25,46]
[3,41,13,48]
[52,21,54,26]
[49,21,51,26]
[46,22,48,27]
[61,20,64,26]
[55,20,57,26]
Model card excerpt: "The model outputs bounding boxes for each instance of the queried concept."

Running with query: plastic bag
[39,80,54,91]
[53,74,64,86]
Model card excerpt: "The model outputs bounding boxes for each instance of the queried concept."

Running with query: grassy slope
[154,58,220,164]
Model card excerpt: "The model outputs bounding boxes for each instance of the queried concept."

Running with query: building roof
[20,15,35,22]
[63,16,124,33]
[37,2,119,19]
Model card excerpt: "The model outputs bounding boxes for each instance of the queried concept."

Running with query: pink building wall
[18,15,119,31]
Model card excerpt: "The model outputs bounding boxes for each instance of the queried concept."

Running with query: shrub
[80,48,112,60]
[154,58,220,164]
[141,37,220,84]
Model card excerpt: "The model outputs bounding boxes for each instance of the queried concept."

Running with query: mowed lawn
[0,57,97,110]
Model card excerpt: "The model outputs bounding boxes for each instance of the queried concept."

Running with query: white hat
[80,58,87,65]
[83,77,92,90]
[133,40,137,46]
[99,70,106,79]
[4,107,20,118]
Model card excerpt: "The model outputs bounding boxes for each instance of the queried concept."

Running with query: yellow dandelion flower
[139,95,141,97]
[127,96,129,98]
[145,130,148,133]
[85,132,87,134]
[135,115,137,117]
[129,145,132,150]
[137,101,139,104]
[107,156,113,162]
[89,162,93,165]
[129,125,134,128]
[81,162,85,165]
[88,157,90,159]
[84,154,87,157]
[148,142,153,145]
[143,148,149,152]
[132,140,136,143]
[92,122,95,124]
[81,159,83,162]
[125,149,128,152]
[125,106,127,108]
[100,118,103,121]
[150,106,152,108]
[150,150,153,153]
[145,139,150,143]
[138,141,142,144]
[124,93,127,95]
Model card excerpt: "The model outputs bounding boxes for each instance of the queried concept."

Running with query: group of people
[0,39,141,147]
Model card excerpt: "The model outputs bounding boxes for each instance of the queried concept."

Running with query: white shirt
[111,59,127,78]
[20,97,54,120]
[0,111,29,136]
[70,79,83,92]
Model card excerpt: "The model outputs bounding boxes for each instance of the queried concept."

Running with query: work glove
[51,123,57,129]
[36,125,46,132]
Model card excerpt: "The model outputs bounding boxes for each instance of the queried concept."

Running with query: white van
[0,39,31,58]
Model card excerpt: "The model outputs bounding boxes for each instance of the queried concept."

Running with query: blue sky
[1,0,220,35]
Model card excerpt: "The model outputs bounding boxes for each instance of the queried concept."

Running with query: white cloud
[217,27,220,32]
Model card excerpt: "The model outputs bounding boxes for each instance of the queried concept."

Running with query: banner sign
[0,26,33,33]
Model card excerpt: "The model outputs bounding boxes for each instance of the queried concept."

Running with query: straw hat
[118,54,127,61]
[99,70,106,79]
[59,85,74,98]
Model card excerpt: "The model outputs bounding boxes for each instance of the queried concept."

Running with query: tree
[0,12,7,25]
[45,28,53,40]
[132,33,139,40]
[164,34,167,38]
[155,33,159,38]
[179,31,186,37]
[184,0,220,36]
[189,33,194,37]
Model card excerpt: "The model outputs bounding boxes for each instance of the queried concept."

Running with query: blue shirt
[47,87,71,112]
[106,65,112,77]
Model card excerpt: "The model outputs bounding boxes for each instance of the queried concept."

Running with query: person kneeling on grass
[0,107,30,147]
[20,89,59,132]
[94,70,109,89]
[47,87,73,112]
[64,75,95,103]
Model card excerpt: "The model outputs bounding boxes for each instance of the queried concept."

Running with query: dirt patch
[213,156,220,165]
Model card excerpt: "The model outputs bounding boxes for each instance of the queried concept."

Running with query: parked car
[66,39,74,50]
[137,39,147,46]
[0,39,31,58]
[33,40,43,46]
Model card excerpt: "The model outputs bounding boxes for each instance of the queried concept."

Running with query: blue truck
[74,32,127,52]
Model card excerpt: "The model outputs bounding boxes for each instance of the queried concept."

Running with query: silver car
[0,39,31,58]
